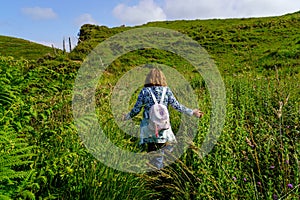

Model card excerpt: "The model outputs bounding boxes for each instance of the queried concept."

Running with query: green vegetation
[0,11,299,199]
[0,35,60,60]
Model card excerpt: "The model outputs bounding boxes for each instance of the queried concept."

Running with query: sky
[1,0,300,50]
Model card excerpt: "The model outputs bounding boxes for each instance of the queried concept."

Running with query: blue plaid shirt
[126,86,193,120]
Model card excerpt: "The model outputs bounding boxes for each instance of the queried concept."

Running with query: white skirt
[140,119,177,144]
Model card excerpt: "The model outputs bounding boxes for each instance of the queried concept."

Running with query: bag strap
[148,88,158,104]
[148,87,167,105]
[160,87,167,104]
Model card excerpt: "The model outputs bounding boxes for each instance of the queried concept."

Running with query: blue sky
[1,0,300,50]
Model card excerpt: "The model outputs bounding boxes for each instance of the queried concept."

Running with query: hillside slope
[70,11,300,74]
[0,35,59,60]
[1,11,299,200]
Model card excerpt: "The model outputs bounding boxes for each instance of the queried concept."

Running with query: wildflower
[272,194,278,200]
[270,165,275,169]
[287,183,293,189]
[233,176,237,181]
[285,160,289,164]
[243,178,247,182]
[257,181,261,185]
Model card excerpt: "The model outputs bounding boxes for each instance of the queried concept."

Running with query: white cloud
[112,0,300,26]
[35,40,55,47]
[21,7,57,20]
[163,0,300,20]
[33,36,78,51]
[164,0,226,19]
[231,0,300,18]
[75,13,98,27]
[113,0,166,25]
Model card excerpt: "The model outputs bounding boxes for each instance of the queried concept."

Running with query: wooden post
[63,37,66,52]
[69,37,72,52]
[52,44,57,55]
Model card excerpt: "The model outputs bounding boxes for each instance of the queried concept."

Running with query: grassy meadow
[0,36,60,61]
[0,11,299,199]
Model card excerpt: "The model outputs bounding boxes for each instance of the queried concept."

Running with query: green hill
[70,11,300,74]
[1,11,299,199]
[0,35,59,60]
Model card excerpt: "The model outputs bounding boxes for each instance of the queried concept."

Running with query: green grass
[0,11,299,199]
[71,11,300,75]
[0,35,60,60]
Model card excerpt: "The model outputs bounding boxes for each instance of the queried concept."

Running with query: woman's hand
[192,109,204,118]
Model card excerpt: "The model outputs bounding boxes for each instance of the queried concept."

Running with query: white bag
[148,87,170,137]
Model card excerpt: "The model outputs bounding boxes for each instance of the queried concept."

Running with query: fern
[0,170,28,181]
[0,194,12,200]
[0,118,36,198]
[0,129,35,169]
[0,90,16,107]
[0,128,37,198]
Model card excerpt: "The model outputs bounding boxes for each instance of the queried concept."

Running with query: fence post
[69,37,72,52]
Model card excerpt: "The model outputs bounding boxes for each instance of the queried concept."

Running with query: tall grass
[94,58,299,199]
[1,11,299,199]
[1,48,299,200]
[130,69,299,200]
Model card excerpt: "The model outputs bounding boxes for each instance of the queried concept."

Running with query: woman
[124,68,203,169]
